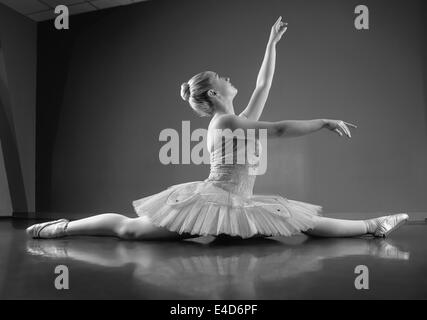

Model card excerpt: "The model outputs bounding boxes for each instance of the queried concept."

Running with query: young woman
[27,16,408,240]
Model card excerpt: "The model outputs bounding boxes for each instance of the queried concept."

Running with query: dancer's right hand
[324,119,357,138]
[269,16,288,44]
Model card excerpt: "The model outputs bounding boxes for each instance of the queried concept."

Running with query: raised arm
[216,114,357,139]
[239,16,288,121]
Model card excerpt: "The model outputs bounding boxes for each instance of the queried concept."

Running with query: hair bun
[180,82,191,101]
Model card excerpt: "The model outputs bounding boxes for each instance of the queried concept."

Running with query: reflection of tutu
[132,243,324,299]
[132,180,323,239]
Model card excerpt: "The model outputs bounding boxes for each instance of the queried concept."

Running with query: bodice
[204,130,262,197]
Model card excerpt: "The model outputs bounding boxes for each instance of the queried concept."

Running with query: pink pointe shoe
[26,219,69,239]
[372,213,409,238]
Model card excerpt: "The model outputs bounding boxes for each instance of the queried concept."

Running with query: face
[210,72,238,99]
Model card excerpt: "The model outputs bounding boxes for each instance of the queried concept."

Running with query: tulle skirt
[132,181,323,239]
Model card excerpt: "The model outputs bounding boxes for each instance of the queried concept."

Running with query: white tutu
[133,130,323,238]
[132,180,322,239]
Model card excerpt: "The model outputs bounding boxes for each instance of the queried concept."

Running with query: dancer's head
[180,71,238,117]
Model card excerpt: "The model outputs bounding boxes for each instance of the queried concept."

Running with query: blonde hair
[180,71,216,117]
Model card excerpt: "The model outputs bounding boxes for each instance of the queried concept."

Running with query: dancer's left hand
[324,119,357,138]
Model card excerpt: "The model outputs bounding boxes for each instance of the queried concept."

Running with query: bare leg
[304,213,408,238]
[304,216,368,237]
[65,213,129,237]
[56,213,197,240]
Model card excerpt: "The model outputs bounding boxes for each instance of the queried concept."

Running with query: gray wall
[0,3,37,216]
[38,0,427,216]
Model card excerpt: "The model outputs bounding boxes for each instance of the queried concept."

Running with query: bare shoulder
[211,114,245,131]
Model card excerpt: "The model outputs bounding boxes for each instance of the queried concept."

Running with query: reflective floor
[0,219,426,299]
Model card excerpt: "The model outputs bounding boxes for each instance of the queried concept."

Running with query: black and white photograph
[0,0,426,304]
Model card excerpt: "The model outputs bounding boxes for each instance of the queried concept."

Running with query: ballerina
[27,16,408,240]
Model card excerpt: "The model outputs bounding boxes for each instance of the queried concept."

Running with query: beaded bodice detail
[205,131,262,197]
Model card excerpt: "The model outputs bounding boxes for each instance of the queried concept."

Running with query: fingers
[343,121,358,128]
[274,16,287,29]
[271,16,288,40]
[273,16,281,29]
[279,22,288,33]
[333,128,343,137]
[338,121,351,138]
[331,120,357,139]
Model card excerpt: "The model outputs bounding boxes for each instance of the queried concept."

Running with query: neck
[215,99,235,116]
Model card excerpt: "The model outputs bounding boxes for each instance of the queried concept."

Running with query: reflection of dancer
[26,237,409,299]
[27,16,407,240]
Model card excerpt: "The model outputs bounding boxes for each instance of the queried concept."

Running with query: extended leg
[111,215,199,240]
[304,217,368,237]
[304,213,408,238]
[65,213,131,237]
[27,213,197,240]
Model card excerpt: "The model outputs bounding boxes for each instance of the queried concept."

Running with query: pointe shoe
[26,219,69,239]
[373,213,409,238]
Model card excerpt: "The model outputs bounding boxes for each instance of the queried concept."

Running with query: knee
[116,218,139,240]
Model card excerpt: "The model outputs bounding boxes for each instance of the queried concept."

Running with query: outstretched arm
[215,114,357,139]
[239,16,288,121]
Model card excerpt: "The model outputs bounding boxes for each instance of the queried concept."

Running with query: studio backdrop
[31,0,427,217]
